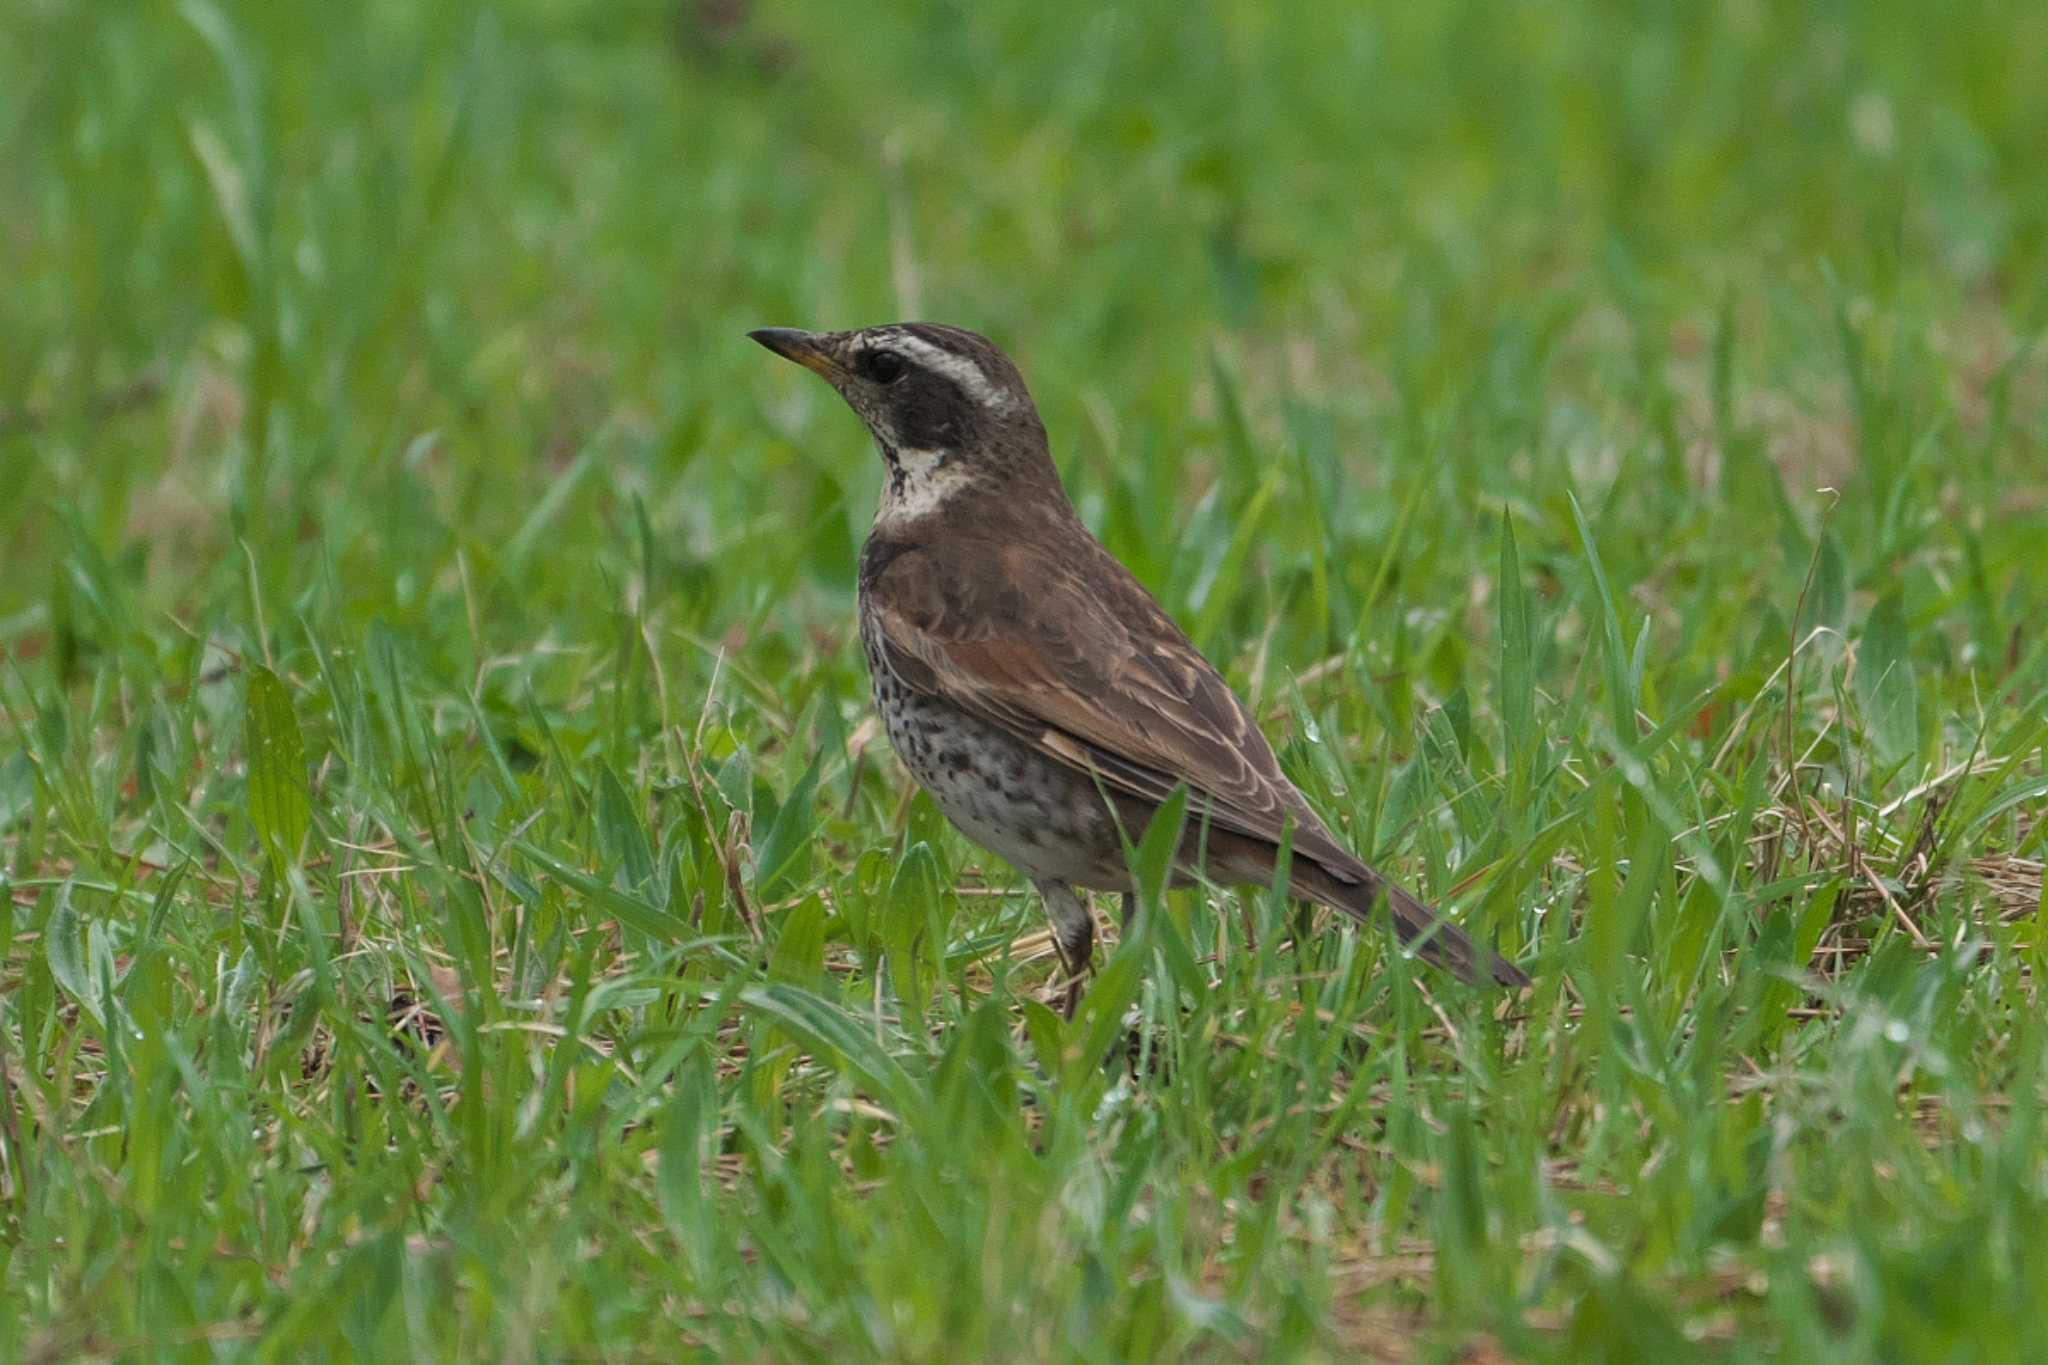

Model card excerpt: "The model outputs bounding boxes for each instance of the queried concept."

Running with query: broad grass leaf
[754,751,822,900]
[1063,939,1146,1089]
[768,894,828,987]
[1421,706,1486,842]
[1020,999,1066,1077]
[885,841,945,1031]
[933,999,1021,1134]
[1380,749,1428,851]
[246,666,310,875]
[517,841,692,941]
[1123,784,1189,920]
[1813,532,1847,632]
[1497,513,1535,785]
[741,982,916,1114]
[659,1048,718,1268]
[1569,490,1637,743]
[45,891,97,1028]
[225,946,261,1016]
[596,766,656,893]
[1858,592,1919,772]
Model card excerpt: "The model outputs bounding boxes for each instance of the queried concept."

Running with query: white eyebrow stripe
[885,333,1014,411]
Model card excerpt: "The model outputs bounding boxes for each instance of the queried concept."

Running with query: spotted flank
[751,319,1532,1008]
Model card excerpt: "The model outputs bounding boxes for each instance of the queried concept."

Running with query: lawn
[5,1,2048,1359]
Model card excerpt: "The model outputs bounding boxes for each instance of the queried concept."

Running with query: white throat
[876,446,974,523]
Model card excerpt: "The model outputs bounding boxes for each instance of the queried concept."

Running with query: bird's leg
[1033,879,1095,1019]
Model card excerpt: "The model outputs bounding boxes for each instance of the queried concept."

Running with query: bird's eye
[863,350,908,384]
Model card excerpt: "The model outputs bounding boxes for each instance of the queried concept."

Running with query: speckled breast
[857,611,1121,887]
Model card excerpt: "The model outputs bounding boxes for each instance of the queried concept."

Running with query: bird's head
[750,322,1056,520]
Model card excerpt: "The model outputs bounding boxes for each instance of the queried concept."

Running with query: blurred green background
[5,1,2047,1360]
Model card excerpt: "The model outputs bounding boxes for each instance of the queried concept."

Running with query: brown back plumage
[759,320,1529,990]
[863,497,1529,988]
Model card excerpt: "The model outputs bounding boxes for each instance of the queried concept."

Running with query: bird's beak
[748,327,842,378]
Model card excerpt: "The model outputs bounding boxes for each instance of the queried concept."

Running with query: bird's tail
[1292,859,1530,988]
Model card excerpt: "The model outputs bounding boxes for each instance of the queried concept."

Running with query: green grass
[5,0,2048,1359]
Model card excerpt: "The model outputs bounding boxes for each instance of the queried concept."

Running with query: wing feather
[864,532,1367,878]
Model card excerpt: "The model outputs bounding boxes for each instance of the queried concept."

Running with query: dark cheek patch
[895,377,970,450]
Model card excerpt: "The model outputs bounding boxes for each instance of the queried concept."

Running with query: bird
[750,322,1530,1011]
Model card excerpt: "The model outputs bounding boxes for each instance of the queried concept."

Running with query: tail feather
[1293,860,1530,989]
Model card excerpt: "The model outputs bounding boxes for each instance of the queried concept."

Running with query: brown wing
[862,526,1366,876]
